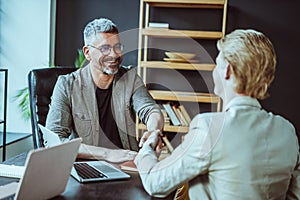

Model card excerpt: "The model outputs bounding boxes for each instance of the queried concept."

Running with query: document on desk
[119,160,138,172]
[0,182,18,199]
[0,164,25,178]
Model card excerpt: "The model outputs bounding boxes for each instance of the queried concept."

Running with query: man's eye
[115,44,121,50]
[100,46,110,52]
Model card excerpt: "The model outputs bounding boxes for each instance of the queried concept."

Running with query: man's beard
[102,66,119,75]
[99,56,122,75]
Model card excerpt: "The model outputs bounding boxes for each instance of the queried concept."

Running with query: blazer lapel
[112,72,131,149]
[79,66,100,146]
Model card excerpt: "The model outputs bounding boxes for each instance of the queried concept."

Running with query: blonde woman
[135,29,300,199]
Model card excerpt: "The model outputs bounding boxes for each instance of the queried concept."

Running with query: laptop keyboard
[74,163,107,179]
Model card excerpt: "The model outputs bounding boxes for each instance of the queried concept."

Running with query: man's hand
[139,130,163,156]
[105,149,137,163]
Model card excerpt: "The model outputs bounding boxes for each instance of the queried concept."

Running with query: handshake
[139,130,173,155]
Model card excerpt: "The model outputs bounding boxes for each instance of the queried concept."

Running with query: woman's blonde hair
[217,29,276,99]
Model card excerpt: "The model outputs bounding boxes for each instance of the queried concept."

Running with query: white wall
[0,0,51,134]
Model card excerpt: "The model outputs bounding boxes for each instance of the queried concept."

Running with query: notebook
[38,124,62,147]
[0,164,25,178]
[1,138,81,200]
[38,124,130,183]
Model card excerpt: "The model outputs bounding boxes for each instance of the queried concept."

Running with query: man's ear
[83,46,91,61]
[225,64,231,80]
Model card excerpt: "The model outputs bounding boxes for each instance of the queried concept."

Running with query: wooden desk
[0,152,174,200]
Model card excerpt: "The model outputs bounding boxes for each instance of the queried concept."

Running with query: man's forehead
[93,32,120,44]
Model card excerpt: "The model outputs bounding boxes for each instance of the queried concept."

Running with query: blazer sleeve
[134,115,212,197]
[131,72,161,125]
[287,153,300,200]
[46,75,73,142]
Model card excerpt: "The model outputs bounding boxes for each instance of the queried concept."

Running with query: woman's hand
[139,130,163,156]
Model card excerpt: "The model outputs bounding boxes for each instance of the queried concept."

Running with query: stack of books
[162,103,191,126]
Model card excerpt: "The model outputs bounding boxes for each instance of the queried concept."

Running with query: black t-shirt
[96,85,122,149]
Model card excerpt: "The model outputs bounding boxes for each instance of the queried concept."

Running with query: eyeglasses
[88,43,124,55]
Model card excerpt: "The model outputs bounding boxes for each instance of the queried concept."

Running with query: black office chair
[28,67,78,149]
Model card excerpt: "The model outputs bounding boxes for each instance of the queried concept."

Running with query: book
[159,107,170,125]
[162,104,181,126]
[176,107,189,126]
[0,164,25,178]
[148,22,169,28]
[171,105,182,125]
[172,105,189,126]
[119,160,138,172]
[178,105,191,124]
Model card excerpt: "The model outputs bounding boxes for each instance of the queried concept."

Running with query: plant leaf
[13,86,30,121]
[75,49,87,68]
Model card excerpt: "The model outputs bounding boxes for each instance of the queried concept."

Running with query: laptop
[38,124,130,183]
[1,138,81,200]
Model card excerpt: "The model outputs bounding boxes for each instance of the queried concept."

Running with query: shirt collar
[225,96,262,112]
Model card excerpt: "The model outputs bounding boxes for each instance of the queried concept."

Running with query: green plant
[13,87,31,121]
[74,49,87,68]
[14,49,86,121]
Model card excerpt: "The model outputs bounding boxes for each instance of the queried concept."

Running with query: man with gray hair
[46,18,164,163]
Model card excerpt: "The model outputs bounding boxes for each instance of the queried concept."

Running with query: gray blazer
[46,65,161,151]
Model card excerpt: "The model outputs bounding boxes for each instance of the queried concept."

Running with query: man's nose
[108,47,118,57]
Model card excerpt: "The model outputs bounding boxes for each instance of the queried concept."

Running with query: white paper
[0,164,25,178]
[0,182,18,199]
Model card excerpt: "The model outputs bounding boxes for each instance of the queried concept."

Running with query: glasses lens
[114,44,123,54]
[99,45,111,55]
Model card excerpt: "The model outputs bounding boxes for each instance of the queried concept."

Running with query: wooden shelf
[138,123,189,133]
[144,0,225,8]
[141,28,223,39]
[136,0,227,138]
[149,90,220,103]
[140,61,215,71]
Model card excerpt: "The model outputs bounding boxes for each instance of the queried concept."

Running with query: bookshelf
[141,28,223,39]
[136,0,227,139]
